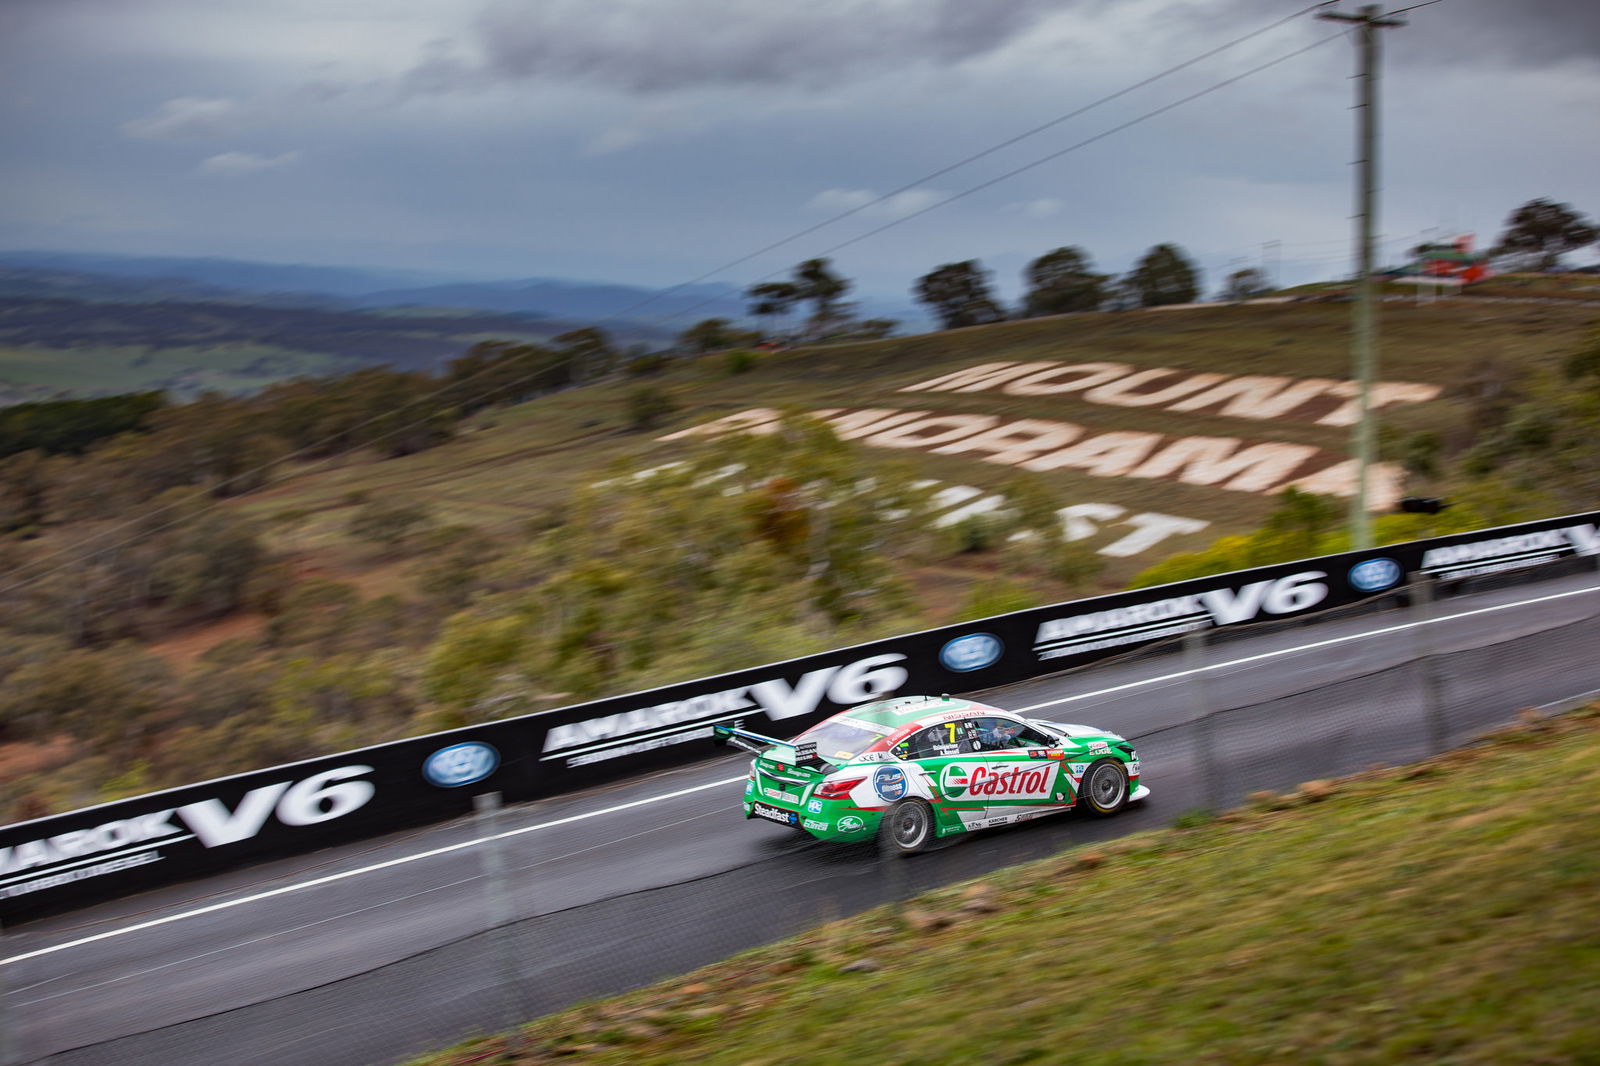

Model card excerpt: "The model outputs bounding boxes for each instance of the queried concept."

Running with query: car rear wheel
[1077,758,1128,817]
[882,798,935,853]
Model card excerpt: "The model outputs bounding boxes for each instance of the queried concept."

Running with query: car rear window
[793,719,883,763]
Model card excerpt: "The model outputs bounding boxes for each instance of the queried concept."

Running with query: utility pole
[1318,3,1405,550]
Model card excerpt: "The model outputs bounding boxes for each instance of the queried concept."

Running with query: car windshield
[792,719,884,764]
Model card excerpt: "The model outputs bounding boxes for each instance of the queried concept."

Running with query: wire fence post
[474,792,530,1051]
[1410,577,1451,755]
[1185,626,1223,811]
[877,829,908,932]
[1,921,15,1066]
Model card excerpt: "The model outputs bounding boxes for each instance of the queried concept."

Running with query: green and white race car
[713,695,1147,853]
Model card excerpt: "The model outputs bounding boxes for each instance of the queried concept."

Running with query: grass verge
[409,705,1600,1066]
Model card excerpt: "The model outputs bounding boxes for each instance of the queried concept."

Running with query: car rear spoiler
[712,724,822,766]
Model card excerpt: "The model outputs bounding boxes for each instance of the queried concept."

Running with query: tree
[552,327,617,383]
[1219,267,1272,302]
[914,261,1007,330]
[748,259,855,340]
[745,281,802,337]
[793,258,852,336]
[1022,246,1109,316]
[1127,243,1201,307]
[1494,198,1598,271]
[677,318,748,354]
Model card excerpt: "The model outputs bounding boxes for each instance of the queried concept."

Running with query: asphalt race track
[5,568,1599,1066]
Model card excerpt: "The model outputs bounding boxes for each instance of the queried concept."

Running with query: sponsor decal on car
[938,763,1056,800]
[1068,762,1089,775]
[1031,571,1329,661]
[1128,760,1142,776]
[806,799,823,813]
[873,765,909,802]
[421,742,499,788]
[1026,749,1067,760]
[940,632,1004,673]
[1087,741,1110,754]
[802,818,829,831]
[1348,557,1403,592]
[752,802,798,826]
[836,816,867,833]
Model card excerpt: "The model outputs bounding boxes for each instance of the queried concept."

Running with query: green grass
[241,297,1600,585]
[409,705,1600,1066]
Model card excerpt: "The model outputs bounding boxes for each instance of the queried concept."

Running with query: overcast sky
[2,0,1596,311]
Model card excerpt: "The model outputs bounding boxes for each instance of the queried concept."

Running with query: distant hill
[0,249,924,330]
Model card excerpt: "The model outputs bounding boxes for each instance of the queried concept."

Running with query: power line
[0,13,1346,604]
[653,29,1348,329]
[593,1,1342,327]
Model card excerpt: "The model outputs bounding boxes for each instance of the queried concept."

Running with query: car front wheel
[882,798,935,853]
[1077,759,1128,817]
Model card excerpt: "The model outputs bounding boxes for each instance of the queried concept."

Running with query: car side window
[968,717,1056,750]
[899,722,968,760]
[1015,724,1057,747]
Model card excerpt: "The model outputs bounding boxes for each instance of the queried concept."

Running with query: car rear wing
[712,724,822,766]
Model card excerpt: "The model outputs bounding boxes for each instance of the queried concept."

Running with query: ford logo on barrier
[1348,557,1402,592]
[873,765,908,802]
[423,742,500,788]
[940,632,1003,673]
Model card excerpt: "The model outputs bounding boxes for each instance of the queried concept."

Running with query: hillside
[242,293,1599,583]
[0,292,1595,821]
[408,703,1600,1066]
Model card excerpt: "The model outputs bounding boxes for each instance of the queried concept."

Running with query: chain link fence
[4,565,1598,1066]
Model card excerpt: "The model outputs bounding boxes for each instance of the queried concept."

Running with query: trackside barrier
[8,574,1600,1066]
[3,509,1597,924]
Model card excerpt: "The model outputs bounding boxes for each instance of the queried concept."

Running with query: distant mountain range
[0,250,752,324]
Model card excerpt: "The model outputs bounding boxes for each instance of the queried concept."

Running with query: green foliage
[1022,246,1108,316]
[944,513,1007,554]
[0,391,165,460]
[953,578,1041,623]
[678,318,759,354]
[1127,243,1201,307]
[346,495,435,554]
[914,260,1007,330]
[626,386,679,430]
[420,416,932,719]
[0,643,172,756]
[1493,198,1599,271]
[723,348,761,375]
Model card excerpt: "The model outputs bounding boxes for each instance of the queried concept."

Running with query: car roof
[839,695,1010,733]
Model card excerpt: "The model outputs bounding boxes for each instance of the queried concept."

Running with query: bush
[626,387,678,431]
[723,349,761,375]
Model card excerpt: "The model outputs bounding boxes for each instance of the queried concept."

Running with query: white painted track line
[6,577,1596,967]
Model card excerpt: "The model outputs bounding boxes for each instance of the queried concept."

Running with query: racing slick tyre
[1076,758,1129,818]
[881,798,935,853]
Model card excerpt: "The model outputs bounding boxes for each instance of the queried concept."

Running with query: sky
[2,0,1597,313]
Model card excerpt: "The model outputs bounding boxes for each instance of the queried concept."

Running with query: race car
[713,694,1147,853]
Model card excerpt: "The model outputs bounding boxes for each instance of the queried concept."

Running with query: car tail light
[814,778,864,799]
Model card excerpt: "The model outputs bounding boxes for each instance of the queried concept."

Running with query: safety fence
[4,562,1598,1066]
[4,510,1599,925]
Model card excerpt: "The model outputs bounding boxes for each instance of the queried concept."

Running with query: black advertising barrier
[4,509,1598,924]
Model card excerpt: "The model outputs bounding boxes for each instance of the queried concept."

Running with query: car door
[965,717,1075,825]
[892,721,990,834]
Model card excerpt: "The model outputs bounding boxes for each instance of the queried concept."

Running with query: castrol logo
[939,762,1054,800]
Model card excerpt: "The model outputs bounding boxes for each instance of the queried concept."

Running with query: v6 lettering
[178,765,375,848]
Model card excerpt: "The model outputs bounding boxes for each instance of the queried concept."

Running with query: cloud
[197,150,301,177]
[121,97,245,141]
[444,0,1075,93]
[1010,198,1063,218]
[809,187,945,218]
[1197,0,1600,69]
